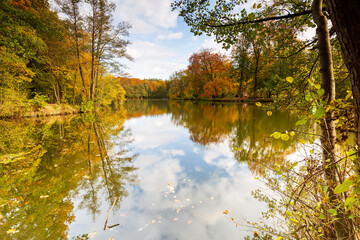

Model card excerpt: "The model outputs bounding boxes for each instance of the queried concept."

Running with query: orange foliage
[187,49,236,98]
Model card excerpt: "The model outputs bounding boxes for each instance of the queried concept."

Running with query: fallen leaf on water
[108,238,114,240]
[187,220,192,224]
[173,218,179,221]
[158,216,162,219]
[138,227,143,232]
[151,220,156,224]
[168,181,172,185]
[186,198,190,201]
[88,232,97,238]
[7,229,18,234]
[267,111,272,116]
[210,197,214,200]
[223,210,229,215]
[175,199,181,203]
[176,208,182,213]
[120,214,127,217]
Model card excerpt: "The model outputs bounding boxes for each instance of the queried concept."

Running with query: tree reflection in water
[1,100,307,239]
[0,109,137,239]
[124,100,307,177]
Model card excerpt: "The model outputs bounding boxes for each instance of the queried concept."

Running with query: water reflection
[0,110,137,239]
[1,100,305,239]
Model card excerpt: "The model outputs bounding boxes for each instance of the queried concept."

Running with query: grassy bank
[0,103,79,119]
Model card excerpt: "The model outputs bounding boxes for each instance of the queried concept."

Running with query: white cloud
[125,41,187,79]
[114,0,179,34]
[127,41,175,60]
[161,149,186,156]
[199,37,231,56]
[157,32,184,40]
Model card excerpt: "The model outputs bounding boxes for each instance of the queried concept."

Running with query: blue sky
[112,0,229,80]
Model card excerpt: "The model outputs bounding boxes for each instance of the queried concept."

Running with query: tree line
[0,0,130,117]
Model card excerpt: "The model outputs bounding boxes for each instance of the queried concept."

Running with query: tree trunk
[312,1,354,239]
[71,0,88,100]
[90,0,97,101]
[253,43,259,98]
[324,0,360,172]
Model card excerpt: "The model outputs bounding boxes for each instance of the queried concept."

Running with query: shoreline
[0,104,79,119]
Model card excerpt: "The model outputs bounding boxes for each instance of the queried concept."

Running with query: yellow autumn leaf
[255,102,261,107]
[286,77,294,83]
[267,111,272,116]
[223,210,229,215]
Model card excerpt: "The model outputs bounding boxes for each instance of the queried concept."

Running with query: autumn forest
[1,0,360,239]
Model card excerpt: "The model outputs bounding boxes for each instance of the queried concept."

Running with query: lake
[0,100,303,240]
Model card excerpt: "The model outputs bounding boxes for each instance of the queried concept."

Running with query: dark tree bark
[313,1,354,238]
[324,0,360,171]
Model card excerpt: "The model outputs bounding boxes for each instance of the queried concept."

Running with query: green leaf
[286,77,294,83]
[271,132,282,139]
[248,13,255,21]
[305,92,312,102]
[334,179,355,194]
[315,84,321,89]
[319,213,325,220]
[328,209,337,216]
[296,118,308,126]
[345,196,355,208]
[315,107,325,119]
[317,89,325,96]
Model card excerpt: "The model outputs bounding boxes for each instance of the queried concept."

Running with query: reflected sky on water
[0,100,302,240]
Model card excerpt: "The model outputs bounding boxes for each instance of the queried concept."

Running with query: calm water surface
[0,100,302,239]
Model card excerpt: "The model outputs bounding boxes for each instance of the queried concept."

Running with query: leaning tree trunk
[312,0,354,239]
[324,0,360,172]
